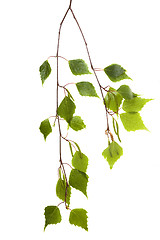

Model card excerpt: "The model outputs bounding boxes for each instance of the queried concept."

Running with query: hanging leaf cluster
[38,1,152,232]
[44,144,89,230]
[39,56,152,231]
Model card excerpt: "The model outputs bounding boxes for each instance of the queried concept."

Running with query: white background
[0,0,160,239]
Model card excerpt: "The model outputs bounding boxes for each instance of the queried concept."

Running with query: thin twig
[55,0,112,208]
[56,4,71,208]
[70,8,110,131]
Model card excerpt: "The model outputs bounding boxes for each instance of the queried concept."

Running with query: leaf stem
[64,82,75,88]
[94,68,104,71]
[62,137,78,152]
[48,55,68,61]
[58,83,75,91]
[49,115,64,121]
[57,201,65,207]
[63,163,73,169]
[100,85,110,92]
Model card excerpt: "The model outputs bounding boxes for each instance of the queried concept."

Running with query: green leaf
[102,141,123,169]
[69,116,86,131]
[104,64,131,82]
[57,96,76,123]
[72,151,88,173]
[120,112,148,131]
[58,168,62,179]
[69,142,74,157]
[117,85,135,99]
[69,169,88,197]
[105,88,123,112]
[69,208,88,231]
[44,206,61,230]
[122,97,152,112]
[112,118,121,142]
[76,81,98,97]
[56,178,71,206]
[39,118,52,141]
[65,88,75,101]
[69,59,91,75]
[39,60,51,85]
[72,141,82,157]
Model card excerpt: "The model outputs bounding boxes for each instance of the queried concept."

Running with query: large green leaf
[69,116,86,131]
[69,59,91,75]
[104,64,131,82]
[39,118,52,141]
[56,178,71,206]
[120,112,148,131]
[76,81,98,97]
[102,141,123,169]
[57,96,76,123]
[69,169,88,197]
[44,206,61,230]
[117,85,137,99]
[72,151,88,173]
[69,208,88,231]
[39,60,51,85]
[122,97,152,112]
[105,88,123,112]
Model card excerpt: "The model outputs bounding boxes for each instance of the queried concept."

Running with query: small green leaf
[112,118,121,142]
[69,59,91,75]
[117,85,135,99]
[72,151,88,173]
[72,141,82,157]
[104,64,131,82]
[39,60,51,85]
[105,88,123,112]
[69,116,86,131]
[69,142,74,157]
[56,178,71,206]
[65,88,75,101]
[69,208,88,231]
[76,81,98,97]
[58,168,62,179]
[57,96,76,123]
[102,141,123,169]
[120,112,148,131]
[69,169,88,197]
[44,206,61,230]
[39,118,52,141]
[122,97,152,112]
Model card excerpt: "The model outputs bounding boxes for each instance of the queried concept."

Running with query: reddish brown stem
[48,55,68,61]
[55,0,111,208]
[70,8,110,131]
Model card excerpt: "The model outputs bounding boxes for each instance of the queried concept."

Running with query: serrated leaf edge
[44,206,62,231]
[69,208,88,231]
